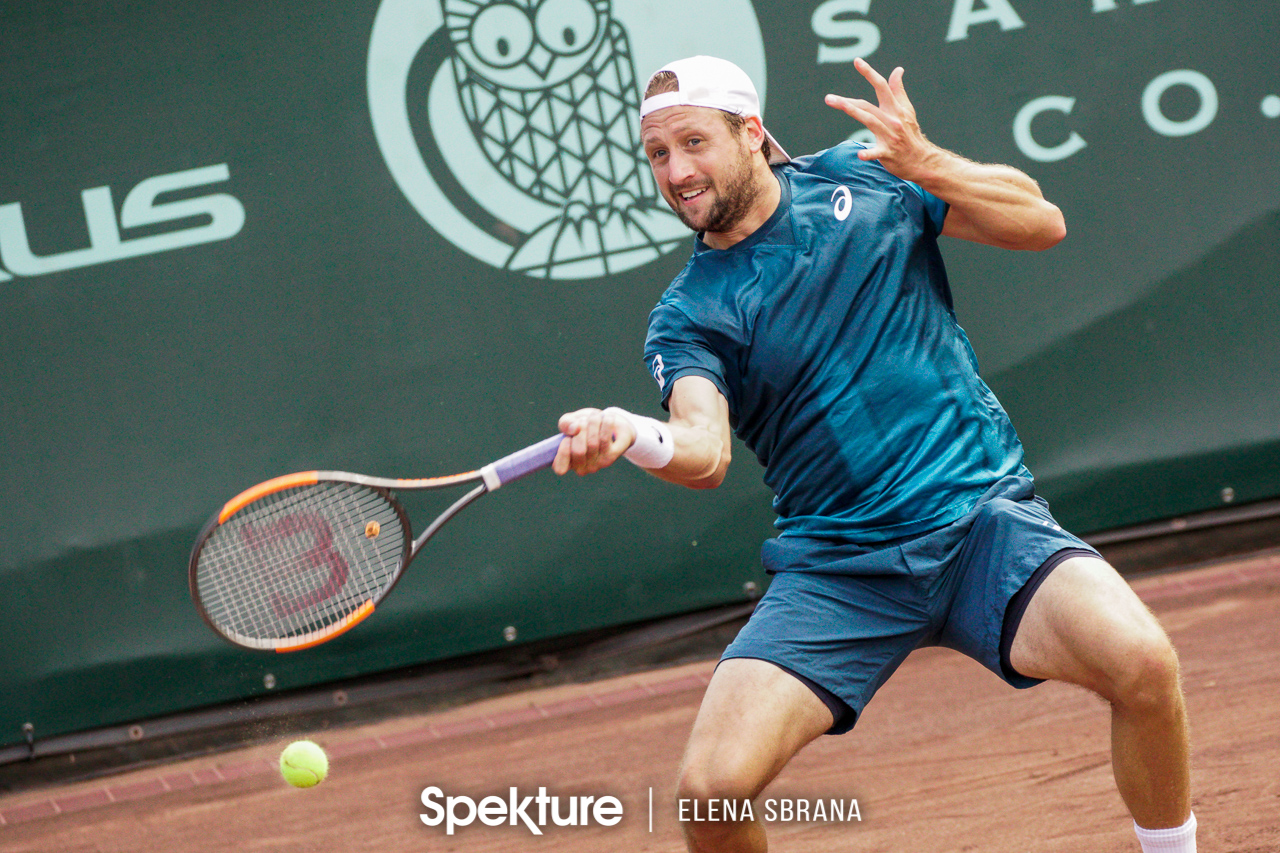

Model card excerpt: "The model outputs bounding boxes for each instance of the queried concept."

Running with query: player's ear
[743,115,767,155]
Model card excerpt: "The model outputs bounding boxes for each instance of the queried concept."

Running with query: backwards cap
[639,55,790,165]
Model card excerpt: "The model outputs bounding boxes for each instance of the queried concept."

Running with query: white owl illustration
[439,0,686,277]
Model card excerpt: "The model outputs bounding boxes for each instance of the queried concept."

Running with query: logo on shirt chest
[831,186,853,221]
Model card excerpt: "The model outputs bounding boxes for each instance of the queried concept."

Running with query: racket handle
[481,434,564,490]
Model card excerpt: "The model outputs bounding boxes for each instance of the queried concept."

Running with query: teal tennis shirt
[644,142,1031,543]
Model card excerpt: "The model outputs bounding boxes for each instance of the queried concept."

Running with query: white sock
[1134,812,1196,853]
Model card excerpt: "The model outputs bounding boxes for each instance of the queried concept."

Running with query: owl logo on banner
[367,0,770,280]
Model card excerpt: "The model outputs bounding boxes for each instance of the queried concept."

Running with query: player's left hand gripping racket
[189,434,564,652]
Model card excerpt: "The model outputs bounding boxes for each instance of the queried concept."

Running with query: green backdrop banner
[2,0,1277,747]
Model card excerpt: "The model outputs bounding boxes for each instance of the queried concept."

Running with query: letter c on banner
[1013,96,1088,163]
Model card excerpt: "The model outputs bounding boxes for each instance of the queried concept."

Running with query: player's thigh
[679,658,834,800]
[1008,555,1176,700]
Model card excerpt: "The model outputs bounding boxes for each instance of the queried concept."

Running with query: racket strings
[195,483,406,647]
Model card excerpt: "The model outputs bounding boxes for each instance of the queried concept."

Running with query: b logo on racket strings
[238,512,351,619]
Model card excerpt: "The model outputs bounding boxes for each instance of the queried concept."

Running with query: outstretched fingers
[825,93,882,129]
[854,57,896,103]
[887,65,908,101]
[825,59,936,178]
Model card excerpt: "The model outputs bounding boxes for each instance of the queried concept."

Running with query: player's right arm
[649,375,733,489]
[553,375,732,489]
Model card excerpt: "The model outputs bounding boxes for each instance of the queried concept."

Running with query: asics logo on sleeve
[651,354,666,390]
[832,186,853,221]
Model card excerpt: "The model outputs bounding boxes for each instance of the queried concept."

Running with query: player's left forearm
[926,153,1066,251]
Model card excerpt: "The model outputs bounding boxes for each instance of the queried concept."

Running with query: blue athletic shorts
[722,476,1099,734]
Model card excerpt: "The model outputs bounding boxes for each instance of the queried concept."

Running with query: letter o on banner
[1142,70,1218,137]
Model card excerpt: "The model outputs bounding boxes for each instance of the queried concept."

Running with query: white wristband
[604,407,675,469]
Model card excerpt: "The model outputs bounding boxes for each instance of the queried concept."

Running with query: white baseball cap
[639,55,791,165]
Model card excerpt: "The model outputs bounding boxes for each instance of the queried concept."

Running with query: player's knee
[676,764,759,850]
[1104,623,1183,715]
[676,759,757,807]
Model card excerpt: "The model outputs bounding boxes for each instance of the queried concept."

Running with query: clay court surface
[2,550,1277,852]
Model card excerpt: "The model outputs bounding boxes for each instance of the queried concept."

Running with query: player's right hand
[553,408,636,476]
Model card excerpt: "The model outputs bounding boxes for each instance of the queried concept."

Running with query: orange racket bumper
[274,600,377,652]
[218,471,320,523]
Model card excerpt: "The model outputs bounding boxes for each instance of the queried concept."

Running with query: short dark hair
[643,71,773,162]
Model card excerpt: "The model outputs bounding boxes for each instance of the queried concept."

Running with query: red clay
[1,551,1276,852]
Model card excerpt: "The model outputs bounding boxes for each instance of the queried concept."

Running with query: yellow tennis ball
[279,740,328,788]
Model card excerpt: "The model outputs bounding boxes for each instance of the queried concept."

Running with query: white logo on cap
[367,0,770,280]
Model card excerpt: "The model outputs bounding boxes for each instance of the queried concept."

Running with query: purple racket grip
[484,434,565,488]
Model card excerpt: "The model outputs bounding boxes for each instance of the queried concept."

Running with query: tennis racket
[189,434,564,652]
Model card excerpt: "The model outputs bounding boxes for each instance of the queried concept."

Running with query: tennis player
[554,55,1196,853]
